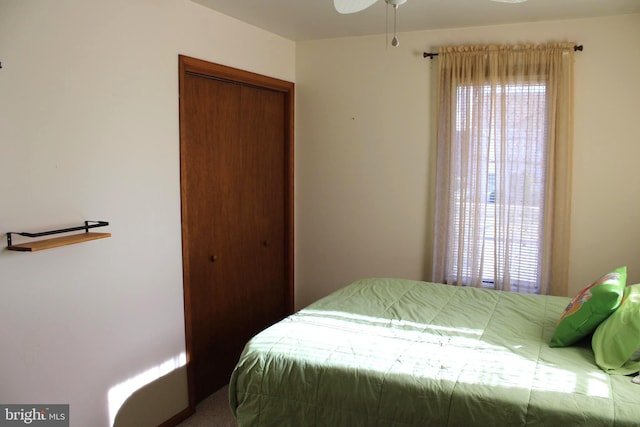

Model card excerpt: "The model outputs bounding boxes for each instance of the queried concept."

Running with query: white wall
[0,1,294,426]
[295,14,640,307]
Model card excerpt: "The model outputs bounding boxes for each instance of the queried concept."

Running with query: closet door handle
[262,240,270,247]
[210,255,218,263]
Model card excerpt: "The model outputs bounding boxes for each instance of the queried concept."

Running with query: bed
[229,278,639,426]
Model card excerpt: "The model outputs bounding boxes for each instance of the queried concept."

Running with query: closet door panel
[238,85,287,336]
[182,73,243,399]
[181,66,291,403]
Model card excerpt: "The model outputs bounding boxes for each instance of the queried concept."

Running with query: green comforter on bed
[229,278,639,426]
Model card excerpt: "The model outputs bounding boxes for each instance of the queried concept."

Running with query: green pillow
[549,266,626,347]
[592,284,640,375]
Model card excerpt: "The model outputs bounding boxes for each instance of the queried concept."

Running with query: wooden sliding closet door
[179,56,294,405]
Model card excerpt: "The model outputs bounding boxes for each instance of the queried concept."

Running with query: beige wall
[295,14,640,308]
[0,1,294,426]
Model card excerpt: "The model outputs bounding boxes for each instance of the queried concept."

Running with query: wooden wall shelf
[6,221,110,252]
[8,232,111,252]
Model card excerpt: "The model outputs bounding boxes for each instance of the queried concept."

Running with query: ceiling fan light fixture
[334,0,379,14]
[334,0,409,47]
[334,0,407,14]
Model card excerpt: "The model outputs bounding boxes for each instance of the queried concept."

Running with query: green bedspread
[229,278,639,426]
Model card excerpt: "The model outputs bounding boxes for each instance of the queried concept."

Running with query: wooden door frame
[178,55,295,413]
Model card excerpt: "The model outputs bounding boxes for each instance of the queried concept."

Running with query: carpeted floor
[177,385,238,427]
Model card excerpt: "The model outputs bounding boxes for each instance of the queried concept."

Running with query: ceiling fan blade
[334,0,380,14]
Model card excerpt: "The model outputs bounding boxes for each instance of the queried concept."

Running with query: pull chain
[391,4,399,47]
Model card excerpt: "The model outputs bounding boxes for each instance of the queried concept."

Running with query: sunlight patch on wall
[107,352,186,427]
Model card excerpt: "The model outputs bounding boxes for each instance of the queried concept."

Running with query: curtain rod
[423,44,583,59]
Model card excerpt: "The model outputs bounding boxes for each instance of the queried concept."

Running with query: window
[451,83,547,293]
[432,44,575,295]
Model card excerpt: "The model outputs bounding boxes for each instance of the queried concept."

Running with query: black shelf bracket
[6,220,109,247]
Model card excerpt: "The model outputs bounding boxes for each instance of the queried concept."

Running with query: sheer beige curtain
[432,43,574,295]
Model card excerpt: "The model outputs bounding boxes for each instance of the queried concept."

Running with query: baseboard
[158,405,195,427]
